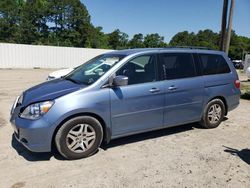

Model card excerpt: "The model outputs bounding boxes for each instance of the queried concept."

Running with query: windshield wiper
[64,77,90,85]
[64,77,79,84]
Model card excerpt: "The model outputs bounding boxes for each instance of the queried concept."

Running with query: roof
[106,47,224,56]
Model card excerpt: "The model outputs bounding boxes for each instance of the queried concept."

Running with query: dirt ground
[0,69,249,188]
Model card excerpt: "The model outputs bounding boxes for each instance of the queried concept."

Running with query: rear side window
[159,53,196,80]
[199,54,231,75]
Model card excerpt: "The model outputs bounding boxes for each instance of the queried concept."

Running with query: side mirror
[113,75,128,87]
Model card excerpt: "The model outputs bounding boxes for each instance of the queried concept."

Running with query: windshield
[65,54,125,85]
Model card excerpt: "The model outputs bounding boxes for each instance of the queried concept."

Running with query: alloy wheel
[207,104,222,124]
[66,124,96,153]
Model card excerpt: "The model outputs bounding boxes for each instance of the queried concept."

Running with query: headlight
[20,101,54,120]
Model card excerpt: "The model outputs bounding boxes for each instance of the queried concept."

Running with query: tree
[0,0,23,42]
[1,0,250,58]
[119,32,129,49]
[107,29,128,49]
[85,26,109,49]
[196,29,219,49]
[128,33,144,48]
[47,0,92,47]
[0,0,93,47]
[170,30,219,49]
[143,33,166,48]
[228,31,250,59]
[18,0,50,44]
[169,31,197,46]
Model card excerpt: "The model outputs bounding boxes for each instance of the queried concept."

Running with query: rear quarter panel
[202,53,240,112]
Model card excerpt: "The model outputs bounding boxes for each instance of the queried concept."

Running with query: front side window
[116,55,157,85]
[65,54,125,85]
[159,53,196,80]
[199,54,231,75]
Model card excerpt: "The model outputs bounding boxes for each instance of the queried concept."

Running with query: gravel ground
[0,69,249,188]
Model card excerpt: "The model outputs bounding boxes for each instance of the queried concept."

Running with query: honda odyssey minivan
[10,48,240,159]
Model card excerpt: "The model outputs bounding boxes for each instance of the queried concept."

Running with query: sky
[82,0,250,42]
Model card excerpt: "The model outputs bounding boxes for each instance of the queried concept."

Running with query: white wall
[0,43,113,68]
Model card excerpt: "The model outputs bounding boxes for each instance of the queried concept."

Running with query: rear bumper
[228,102,239,112]
[227,91,240,112]
[10,116,54,152]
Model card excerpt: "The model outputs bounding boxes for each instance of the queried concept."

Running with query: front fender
[44,88,111,144]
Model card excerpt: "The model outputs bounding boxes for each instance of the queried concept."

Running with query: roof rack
[165,46,212,50]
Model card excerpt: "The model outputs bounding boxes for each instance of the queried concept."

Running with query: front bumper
[10,115,54,152]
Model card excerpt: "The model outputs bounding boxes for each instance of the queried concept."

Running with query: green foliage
[128,33,144,48]
[144,33,166,48]
[0,0,94,47]
[170,30,250,59]
[0,1,167,49]
[0,0,22,42]
[107,31,166,49]
[170,31,196,46]
[170,30,219,49]
[45,0,92,47]
[85,26,109,49]
[107,29,129,49]
[0,0,250,58]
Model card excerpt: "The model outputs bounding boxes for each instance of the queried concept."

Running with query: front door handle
[149,88,160,93]
[168,86,178,91]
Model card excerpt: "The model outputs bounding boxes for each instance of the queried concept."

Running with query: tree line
[1,0,250,59]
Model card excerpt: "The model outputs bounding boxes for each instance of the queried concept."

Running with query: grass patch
[241,83,250,91]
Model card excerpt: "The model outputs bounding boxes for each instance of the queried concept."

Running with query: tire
[200,99,225,129]
[55,116,103,160]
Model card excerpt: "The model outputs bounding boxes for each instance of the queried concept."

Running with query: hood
[49,68,74,78]
[22,78,86,106]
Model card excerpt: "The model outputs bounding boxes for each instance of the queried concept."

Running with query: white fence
[0,43,113,69]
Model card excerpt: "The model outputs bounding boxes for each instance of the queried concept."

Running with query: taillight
[234,80,240,89]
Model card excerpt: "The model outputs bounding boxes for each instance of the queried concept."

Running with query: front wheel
[200,99,225,129]
[55,116,103,160]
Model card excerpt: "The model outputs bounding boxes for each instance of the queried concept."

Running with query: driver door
[110,54,165,137]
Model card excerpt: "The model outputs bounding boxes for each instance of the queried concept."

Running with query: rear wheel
[55,116,103,160]
[200,99,225,129]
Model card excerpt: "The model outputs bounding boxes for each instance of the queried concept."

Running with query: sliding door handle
[149,88,160,93]
[168,86,178,91]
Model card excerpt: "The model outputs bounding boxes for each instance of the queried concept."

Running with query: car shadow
[223,146,250,165]
[223,117,228,121]
[12,123,202,161]
[101,122,201,150]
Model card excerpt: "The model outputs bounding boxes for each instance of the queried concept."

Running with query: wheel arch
[208,96,228,115]
[51,112,111,151]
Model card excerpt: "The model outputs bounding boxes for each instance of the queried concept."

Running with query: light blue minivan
[10,48,240,159]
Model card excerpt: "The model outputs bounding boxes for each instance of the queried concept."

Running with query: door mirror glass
[113,75,128,87]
